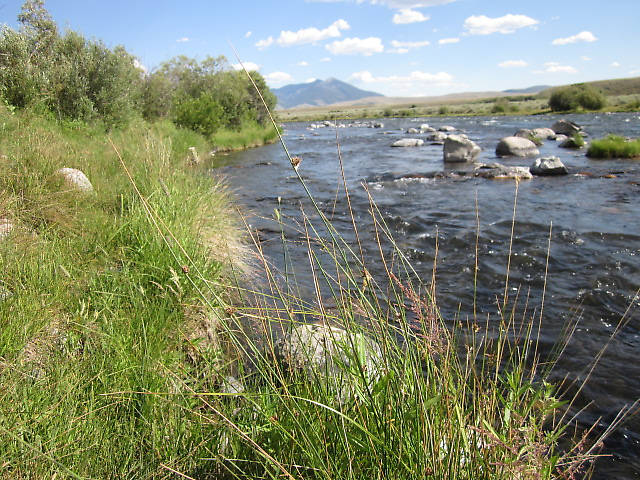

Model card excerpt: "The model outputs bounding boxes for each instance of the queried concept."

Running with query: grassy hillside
[540,76,640,97]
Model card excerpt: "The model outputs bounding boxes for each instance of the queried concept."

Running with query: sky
[1,0,638,96]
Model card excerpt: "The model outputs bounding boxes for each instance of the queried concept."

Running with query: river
[215,112,640,479]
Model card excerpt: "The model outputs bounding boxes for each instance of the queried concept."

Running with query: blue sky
[1,0,638,96]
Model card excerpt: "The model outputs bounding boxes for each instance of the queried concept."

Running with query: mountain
[272,78,383,109]
[503,85,550,94]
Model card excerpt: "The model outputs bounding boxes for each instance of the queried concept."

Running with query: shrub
[438,105,450,115]
[587,134,640,158]
[549,84,606,112]
[173,92,224,136]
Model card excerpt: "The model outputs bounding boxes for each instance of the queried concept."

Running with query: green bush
[549,84,606,111]
[587,134,640,158]
[173,92,224,136]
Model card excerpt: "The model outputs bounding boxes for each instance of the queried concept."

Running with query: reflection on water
[216,113,640,479]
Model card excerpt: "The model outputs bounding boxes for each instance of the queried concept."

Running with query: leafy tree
[549,84,606,111]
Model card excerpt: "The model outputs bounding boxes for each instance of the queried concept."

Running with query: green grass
[587,134,640,158]
[0,102,631,479]
[212,121,279,151]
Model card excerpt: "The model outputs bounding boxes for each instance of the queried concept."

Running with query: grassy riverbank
[1,104,621,479]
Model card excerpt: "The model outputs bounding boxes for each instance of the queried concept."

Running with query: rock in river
[391,138,424,147]
[443,134,481,163]
[532,127,556,140]
[496,136,540,157]
[475,163,533,180]
[552,119,581,136]
[530,156,569,176]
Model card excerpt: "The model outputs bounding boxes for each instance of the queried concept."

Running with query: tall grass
[212,121,280,151]
[587,134,640,158]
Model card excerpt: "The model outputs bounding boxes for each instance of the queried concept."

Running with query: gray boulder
[514,128,533,138]
[406,127,419,134]
[496,136,540,157]
[428,132,448,144]
[475,163,533,180]
[439,125,456,132]
[532,127,556,140]
[56,168,93,192]
[391,138,424,147]
[419,123,432,131]
[552,119,581,136]
[220,375,245,395]
[560,136,584,149]
[554,134,568,143]
[530,157,568,176]
[277,323,382,382]
[443,135,481,163]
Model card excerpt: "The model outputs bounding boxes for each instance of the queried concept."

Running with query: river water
[215,112,640,479]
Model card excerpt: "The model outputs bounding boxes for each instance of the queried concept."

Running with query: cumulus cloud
[390,40,430,50]
[255,36,274,49]
[611,61,621,68]
[232,62,261,71]
[536,62,578,74]
[552,31,597,45]
[326,37,384,55]
[265,71,293,84]
[438,37,459,44]
[320,57,332,62]
[256,20,350,48]
[349,69,456,95]
[463,14,538,35]
[176,37,190,43]
[498,59,528,68]
[245,31,252,38]
[297,61,310,66]
[392,8,429,24]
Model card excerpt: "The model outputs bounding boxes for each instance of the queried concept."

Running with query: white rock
[56,168,93,192]
[391,138,424,147]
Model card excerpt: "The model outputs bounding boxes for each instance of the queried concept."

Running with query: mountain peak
[272,78,383,109]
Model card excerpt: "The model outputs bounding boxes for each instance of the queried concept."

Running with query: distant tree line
[0,0,275,132]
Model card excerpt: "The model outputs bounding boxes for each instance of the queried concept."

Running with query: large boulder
[391,138,424,147]
[443,135,481,163]
[439,125,456,132]
[496,136,540,157]
[474,163,533,180]
[277,323,382,382]
[530,156,568,176]
[56,168,93,192]
[552,119,581,136]
[532,127,556,140]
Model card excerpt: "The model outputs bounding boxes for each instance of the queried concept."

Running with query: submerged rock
[530,156,569,176]
[391,138,424,147]
[475,163,533,180]
[443,135,481,163]
[56,168,93,192]
[496,136,540,157]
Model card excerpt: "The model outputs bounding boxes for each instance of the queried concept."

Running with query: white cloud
[611,61,621,67]
[552,31,597,45]
[232,62,261,71]
[629,69,640,75]
[305,77,318,83]
[535,62,578,74]
[391,40,430,49]
[268,19,350,47]
[463,14,539,35]
[393,8,430,24]
[581,55,592,61]
[349,69,456,95]
[176,37,190,43]
[326,37,384,55]
[255,36,274,49]
[297,61,310,66]
[498,59,528,68]
[438,37,459,44]
[245,31,252,38]
[320,57,332,62]
[265,71,293,85]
